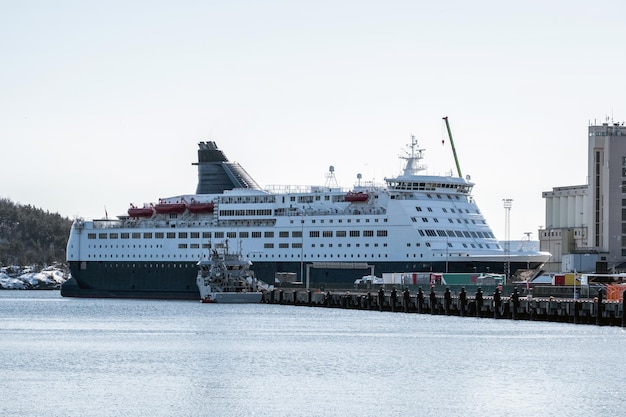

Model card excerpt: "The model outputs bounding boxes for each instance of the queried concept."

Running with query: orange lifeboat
[128,204,154,217]
[154,201,186,214]
[345,192,369,202]
[186,200,215,214]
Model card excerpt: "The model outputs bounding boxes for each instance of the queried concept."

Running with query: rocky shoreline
[0,264,70,290]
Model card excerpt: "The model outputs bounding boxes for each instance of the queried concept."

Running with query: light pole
[503,199,513,283]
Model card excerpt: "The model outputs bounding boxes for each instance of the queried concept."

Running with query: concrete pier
[262,287,626,327]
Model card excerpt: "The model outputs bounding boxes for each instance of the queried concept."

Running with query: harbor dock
[262,287,626,327]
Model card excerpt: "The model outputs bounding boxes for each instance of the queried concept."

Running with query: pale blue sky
[2,0,624,241]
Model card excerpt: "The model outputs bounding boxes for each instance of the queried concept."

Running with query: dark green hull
[62,259,543,299]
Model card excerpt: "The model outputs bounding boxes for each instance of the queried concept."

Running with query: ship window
[279,243,289,248]
[98,233,107,239]
[110,233,118,239]
[336,231,346,237]
[309,231,320,238]
[364,230,374,237]
[202,232,211,238]
[416,207,422,212]
[227,232,236,238]
[427,207,433,212]
[292,231,302,238]
[422,218,428,222]
[240,232,249,238]
[279,231,289,238]
[191,232,199,239]
[252,232,261,238]
[377,230,387,237]
[132,233,140,239]
[323,231,333,237]
[264,243,274,248]
[350,231,360,237]
[418,230,425,236]
[191,243,199,249]
[264,231,274,238]
[215,232,224,238]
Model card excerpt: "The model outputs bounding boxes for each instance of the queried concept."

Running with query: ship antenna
[442,116,463,178]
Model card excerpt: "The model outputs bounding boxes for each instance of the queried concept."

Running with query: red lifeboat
[345,192,369,202]
[154,201,186,214]
[128,204,154,218]
[186,200,215,214]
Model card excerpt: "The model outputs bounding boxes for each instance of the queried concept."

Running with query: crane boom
[442,116,463,178]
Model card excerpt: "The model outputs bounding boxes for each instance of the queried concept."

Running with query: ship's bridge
[385,174,473,193]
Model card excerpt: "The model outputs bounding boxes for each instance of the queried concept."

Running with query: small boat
[186,199,215,214]
[345,191,369,202]
[128,204,154,217]
[154,201,186,214]
[195,245,268,303]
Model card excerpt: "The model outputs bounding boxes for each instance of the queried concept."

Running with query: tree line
[0,198,72,266]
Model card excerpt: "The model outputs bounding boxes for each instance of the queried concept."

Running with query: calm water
[1,291,624,417]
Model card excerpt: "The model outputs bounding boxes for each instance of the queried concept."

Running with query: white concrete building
[540,121,626,273]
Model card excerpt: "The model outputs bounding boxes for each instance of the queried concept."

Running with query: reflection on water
[0,291,624,416]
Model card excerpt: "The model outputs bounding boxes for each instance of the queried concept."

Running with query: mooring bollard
[493,288,501,319]
[596,288,604,326]
[511,287,519,320]
[459,287,467,317]
[324,290,332,307]
[622,290,626,328]
[475,287,483,318]
[390,287,398,312]
[417,287,424,314]
[444,287,452,315]
[403,288,410,313]
[430,288,437,315]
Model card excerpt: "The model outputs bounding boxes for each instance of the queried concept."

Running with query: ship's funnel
[193,141,261,194]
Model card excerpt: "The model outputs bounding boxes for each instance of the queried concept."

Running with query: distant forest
[0,198,72,266]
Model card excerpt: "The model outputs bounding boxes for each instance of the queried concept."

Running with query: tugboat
[195,243,269,303]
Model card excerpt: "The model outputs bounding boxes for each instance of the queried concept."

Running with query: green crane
[442,116,463,178]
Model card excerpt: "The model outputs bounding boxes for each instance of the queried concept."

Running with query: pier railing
[262,286,626,327]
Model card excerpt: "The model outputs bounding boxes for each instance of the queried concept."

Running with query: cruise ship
[62,137,550,299]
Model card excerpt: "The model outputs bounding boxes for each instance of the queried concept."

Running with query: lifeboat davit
[154,202,186,214]
[186,201,215,214]
[345,192,369,202]
[128,204,154,217]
